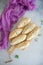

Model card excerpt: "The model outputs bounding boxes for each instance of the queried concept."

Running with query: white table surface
[0,0,43,65]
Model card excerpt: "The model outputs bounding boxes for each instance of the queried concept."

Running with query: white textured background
[0,0,43,65]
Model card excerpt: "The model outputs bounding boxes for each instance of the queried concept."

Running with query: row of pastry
[8,17,40,54]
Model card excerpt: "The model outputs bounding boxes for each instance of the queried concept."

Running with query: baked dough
[8,40,30,54]
[22,22,36,34]
[8,17,40,54]
[9,29,22,40]
[17,17,31,28]
[10,35,26,45]
[18,40,30,49]
[27,26,40,40]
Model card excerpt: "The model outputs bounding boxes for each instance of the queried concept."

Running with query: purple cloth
[0,0,35,49]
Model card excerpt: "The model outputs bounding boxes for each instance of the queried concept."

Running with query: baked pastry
[8,40,30,54]
[22,22,36,34]
[9,29,23,40]
[17,17,31,28]
[10,35,26,45]
[27,26,39,40]
[8,17,40,54]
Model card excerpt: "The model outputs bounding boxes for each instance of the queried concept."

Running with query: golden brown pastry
[17,17,31,28]
[27,26,40,40]
[8,45,16,54]
[8,40,30,54]
[10,35,26,45]
[8,17,40,54]
[22,22,36,34]
[18,40,30,49]
[9,29,23,40]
